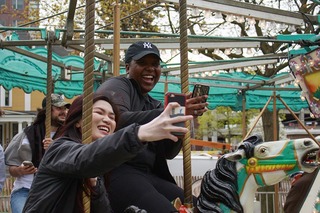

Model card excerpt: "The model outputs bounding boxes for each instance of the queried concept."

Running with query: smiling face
[126,54,161,95]
[51,105,68,127]
[91,100,116,141]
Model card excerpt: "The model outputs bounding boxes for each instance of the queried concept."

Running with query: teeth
[98,127,109,132]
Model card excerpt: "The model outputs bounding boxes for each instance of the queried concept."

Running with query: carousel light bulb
[201,73,206,77]
[237,16,245,23]
[224,48,231,55]
[204,10,212,19]
[248,17,256,25]
[267,64,274,69]
[235,48,242,55]
[214,11,224,23]
[192,8,199,16]
[258,19,266,28]
[226,14,234,23]
[308,60,314,66]
[246,48,253,55]
[214,49,220,54]
[288,25,296,32]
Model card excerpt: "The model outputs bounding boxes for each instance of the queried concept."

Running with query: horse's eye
[260,147,267,153]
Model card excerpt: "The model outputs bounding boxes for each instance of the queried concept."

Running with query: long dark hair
[54,93,119,142]
[53,93,119,213]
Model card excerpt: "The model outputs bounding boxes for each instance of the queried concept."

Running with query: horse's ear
[242,134,263,145]
[224,149,245,161]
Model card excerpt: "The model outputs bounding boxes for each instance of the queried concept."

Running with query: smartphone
[192,84,210,102]
[164,92,186,136]
[22,161,34,167]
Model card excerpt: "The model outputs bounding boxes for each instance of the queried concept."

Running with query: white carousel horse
[196,135,319,213]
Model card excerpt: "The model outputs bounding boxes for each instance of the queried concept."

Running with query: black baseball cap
[125,41,162,64]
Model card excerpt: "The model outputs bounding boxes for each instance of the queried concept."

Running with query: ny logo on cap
[143,42,152,49]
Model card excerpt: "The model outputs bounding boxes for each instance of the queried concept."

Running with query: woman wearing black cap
[96,41,208,212]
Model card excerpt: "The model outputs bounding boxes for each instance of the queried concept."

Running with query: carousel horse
[197,135,319,213]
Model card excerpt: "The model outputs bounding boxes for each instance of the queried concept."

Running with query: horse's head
[225,136,319,186]
[197,135,319,213]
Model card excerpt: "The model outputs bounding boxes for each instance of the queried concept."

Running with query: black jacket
[23,123,145,213]
[97,76,182,183]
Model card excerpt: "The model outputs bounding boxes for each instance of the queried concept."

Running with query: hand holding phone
[192,84,210,102]
[191,84,210,116]
[164,92,186,136]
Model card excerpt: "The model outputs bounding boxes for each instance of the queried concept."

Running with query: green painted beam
[288,46,319,56]
[277,34,317,41]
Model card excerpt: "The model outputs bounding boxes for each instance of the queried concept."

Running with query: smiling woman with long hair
[22,93,193,213]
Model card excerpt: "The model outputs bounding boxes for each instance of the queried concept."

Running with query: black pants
[107,165,196,213]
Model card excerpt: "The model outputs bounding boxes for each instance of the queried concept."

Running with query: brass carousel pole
[273,91,279,213]
[113,0,120,77]
[179,0,192,209]
[82,0,95,211]
[45,30,55,139]
[241,90,247,139]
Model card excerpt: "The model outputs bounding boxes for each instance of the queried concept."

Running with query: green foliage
[196,110,217,139]
[196,107,259,144]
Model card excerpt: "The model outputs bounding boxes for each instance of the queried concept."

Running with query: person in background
[5,94,70,213]
[96,41,208,212]
[23,93,193,212]
[0,144,6,192]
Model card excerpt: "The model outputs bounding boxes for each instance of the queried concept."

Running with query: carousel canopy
[0,44,308,111]
[0,31,309,111]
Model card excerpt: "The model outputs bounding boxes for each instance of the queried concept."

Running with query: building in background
[0,87,73,149]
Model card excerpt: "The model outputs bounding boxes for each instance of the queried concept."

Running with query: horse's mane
[197,156,242,213]
[197,135,263,213]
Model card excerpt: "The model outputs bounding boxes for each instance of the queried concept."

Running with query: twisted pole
[45,31,55,138]
[82,0,95,211]
[179,0,192,208]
